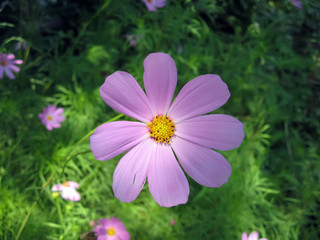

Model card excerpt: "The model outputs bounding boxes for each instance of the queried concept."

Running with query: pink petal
[147,143,189,207]
[248,232,260,240]
[242,232,248,240]
[52,184,64,191]
[143,52,177,115]
[42,107,48,116]
[97,218,109,226]
[13,59,23,65]
[175,114,244,151]
[168,74,230,122]
[116,231,130,240]
[53,107,64,115]
[155,0,166,7]
[55,115,65,122]
[46,123,53,131]
[51,122,61,129]
[47,105,57,114]
[67,181,79,188]
[9,64,20,72]
[5,68,15,79]
[53,108,65,122]
[61,188,80,201]
[113,138,155,203]
[100,71,154,122]
[108,217,124,228]
[171,137,231,187]
[90,121,148,161]
[142,1,157,11]
[142,0,166,11]
[0,53,6,60]
[7,54,15,60]
[70,191,81,201]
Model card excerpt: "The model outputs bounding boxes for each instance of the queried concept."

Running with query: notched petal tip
[148,144,189,208]
[168,74,231,122]
[143,52,177,115]
[100,71,153,122]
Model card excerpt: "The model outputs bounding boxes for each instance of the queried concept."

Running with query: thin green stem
[70,0,113,50]
[58,150,92,180]
[56,198,63,235]
[15,113,123,240]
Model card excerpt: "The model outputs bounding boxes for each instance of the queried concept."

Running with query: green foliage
[0,0,319,239]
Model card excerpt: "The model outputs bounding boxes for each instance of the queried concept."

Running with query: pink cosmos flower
[52,181,81,201]
[289,0,302,9]
[94,217,130,240]
[142,0,166,11]
[90,52,244,207]
[170,219,176,226]
[0,53,23,79]
[38,105,65,131]
[242,231,268,240]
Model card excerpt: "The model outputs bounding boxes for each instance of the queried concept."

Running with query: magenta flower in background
[14,41,28,51]
[289,0,302,9]
[0,53,23,79]
[142,0,166,11]
[90,220,97,227]
[94,217,130,240]
[52,181,81,201]
[242,231,268,240]
[90,52,244,207]
[170,219,176,226]
[39,105,65,131]
[125,34,142,47]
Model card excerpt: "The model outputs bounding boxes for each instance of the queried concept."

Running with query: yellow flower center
[47,115,53,120]
[1,61,7,67]
[147,115,175,143]
[107,227,116,236]
[63,181,69,187]
[147,0,153,2]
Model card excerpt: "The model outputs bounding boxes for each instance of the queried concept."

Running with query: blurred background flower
[52,181,81,201]
[94,217,130,240]
[0,53,23,79]
[289,0,302,9]
[241,231,267,240]
[14,41,28,51]
[125,34,142,47]
[39,105,65,131]
[142,0,167,11]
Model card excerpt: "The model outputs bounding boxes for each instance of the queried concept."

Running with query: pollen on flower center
[107,227,116,236]
[47,115,53,120]
[63,181,69,187]
[147,115,175,143]
[147,0,153,2]
[1,61,7,67]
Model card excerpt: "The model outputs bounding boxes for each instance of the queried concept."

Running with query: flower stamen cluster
[107,227,116,236]
[147,115,175,143]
